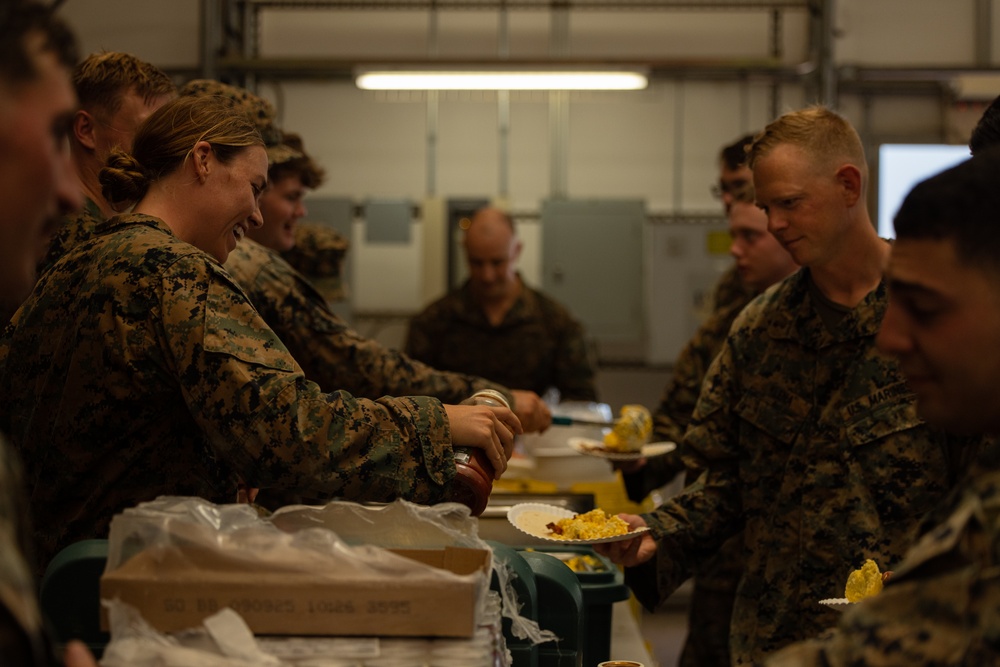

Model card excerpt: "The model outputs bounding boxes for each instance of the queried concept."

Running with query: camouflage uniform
[224,238,513,406]
[279,222,349,303]
[0,214,455,573]
[44,201,510,409]
[767,465,1000,666]
[0,434,51,665]
[36,196,103,276]
[626,268,977,665]
[624,265,753,667]
[405,277,598,402]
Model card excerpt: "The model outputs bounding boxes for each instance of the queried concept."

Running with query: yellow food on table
[546,508,630,540]
[603,404,652,452]
[844,559,884,602]
[564,554,605,572]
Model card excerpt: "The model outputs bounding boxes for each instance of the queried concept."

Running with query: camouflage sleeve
[620,450,685,504]
[242,252,512,406]
[629,332,746,607]
[37,200,104,276]
[766,482,1000,666]
[550,308,599,402]
[162,258,456,504]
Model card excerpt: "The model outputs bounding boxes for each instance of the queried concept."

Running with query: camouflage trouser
[676,530,742,666]
[677,580,737,667]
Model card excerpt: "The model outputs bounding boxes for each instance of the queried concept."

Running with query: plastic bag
[269,500,558,648]
[103,497,557,662]
[100,600,283,667]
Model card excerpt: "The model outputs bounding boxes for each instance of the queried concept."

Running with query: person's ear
[836,163,863,207]
[73,110,98,151]
[511,239,523,262]
[191,141,213,183]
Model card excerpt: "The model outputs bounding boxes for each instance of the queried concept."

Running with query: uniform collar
[99,212,177,239]
[766,268,887,345]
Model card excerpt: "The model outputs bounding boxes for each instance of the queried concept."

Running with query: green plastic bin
[520,545,630,667]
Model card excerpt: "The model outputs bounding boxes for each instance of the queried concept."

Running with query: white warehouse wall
[57,0,999,363]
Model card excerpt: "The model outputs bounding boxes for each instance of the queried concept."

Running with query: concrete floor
[640,607,689,667]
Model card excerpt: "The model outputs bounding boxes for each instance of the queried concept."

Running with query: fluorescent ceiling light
[355,67,648,91]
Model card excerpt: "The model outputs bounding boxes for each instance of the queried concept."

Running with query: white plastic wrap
[104,498,468,594]
[100,601,283,667]
[268,500,557,648]
[102,497,556,664]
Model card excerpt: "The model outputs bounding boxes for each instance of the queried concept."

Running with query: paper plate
[568,437,676,461]
[819,598,852,612]
[506,502,651,544]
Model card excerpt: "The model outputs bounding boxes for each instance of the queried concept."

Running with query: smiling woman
[100,95,267,264]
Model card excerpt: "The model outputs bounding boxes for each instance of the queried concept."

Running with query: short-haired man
[768,146,1000,666]
[597,107,983,663]
[0,5,81,322]
[0,2,95,665]
[39,51,176,273]
[405,206,599,403]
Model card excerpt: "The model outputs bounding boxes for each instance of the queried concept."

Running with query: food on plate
[602,404,652,452]
[545,508,630,540]
[563,554,605,572]
[844,559,884,602]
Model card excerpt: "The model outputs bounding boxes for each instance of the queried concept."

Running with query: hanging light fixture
[355,65,649,91]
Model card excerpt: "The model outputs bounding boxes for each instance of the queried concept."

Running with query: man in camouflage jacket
[405,206,598,403]
[768,135,1000,667]
[596,107,983,664]
[0,2,96,665]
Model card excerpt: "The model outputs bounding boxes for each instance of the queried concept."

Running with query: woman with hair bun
[0,94,521,574]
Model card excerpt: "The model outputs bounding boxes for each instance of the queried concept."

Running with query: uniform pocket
[734,388,811,446]
[843,394,948,524]
[202,278,297,371]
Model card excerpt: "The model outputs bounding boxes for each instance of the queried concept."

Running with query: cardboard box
[100,545,490,637]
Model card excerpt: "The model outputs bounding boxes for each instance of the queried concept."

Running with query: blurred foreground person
[0,2,95,665]
[769,148,1000,666]
[0,95,521,576]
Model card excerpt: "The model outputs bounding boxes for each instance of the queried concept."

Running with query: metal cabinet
[540,199,646,364]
